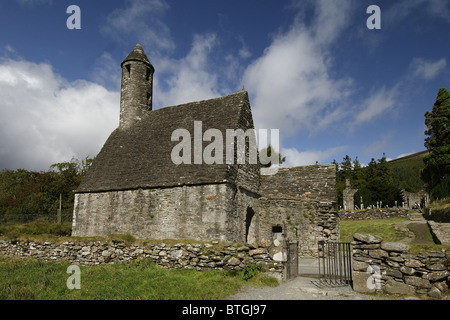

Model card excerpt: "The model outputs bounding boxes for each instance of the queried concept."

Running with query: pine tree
[421,88,450,200]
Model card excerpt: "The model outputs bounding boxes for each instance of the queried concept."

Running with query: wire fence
[0,214,73,225]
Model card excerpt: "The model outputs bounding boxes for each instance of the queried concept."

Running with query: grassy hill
[388,150,428,193]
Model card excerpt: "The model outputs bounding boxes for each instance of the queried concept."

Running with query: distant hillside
[388,150,428,193]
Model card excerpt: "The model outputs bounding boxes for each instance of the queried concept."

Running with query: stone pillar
[342,179,357,211]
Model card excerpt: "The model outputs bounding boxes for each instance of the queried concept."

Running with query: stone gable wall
[259,165,339,257]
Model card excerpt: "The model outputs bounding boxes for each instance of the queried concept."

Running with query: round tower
[119,44,154,130]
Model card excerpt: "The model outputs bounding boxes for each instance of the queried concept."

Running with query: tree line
[333,154,403,209]
[0,157,93,218]
[333,86,450,208]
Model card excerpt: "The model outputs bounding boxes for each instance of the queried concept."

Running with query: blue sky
[0,0,449,171]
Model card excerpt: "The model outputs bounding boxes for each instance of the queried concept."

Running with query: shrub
[242,263,262,281]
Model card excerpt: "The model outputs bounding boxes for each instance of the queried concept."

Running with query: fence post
[57,193,62,224]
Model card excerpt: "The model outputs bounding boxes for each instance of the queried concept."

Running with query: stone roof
[76,91,258,193]
[121,44,153,69]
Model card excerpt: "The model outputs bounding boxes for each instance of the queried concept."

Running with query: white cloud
[410,57,447,80]
[362,132,394,157]
[237,36,252,60]
[310,0,354,44]
[395,152,414,159]
[101,0,174,54]
[0,58,119,170]
[354,86,398,124]
[91,52,122,91]
[242,0,354,135]
[385,0,450,25]
[281,145,348,167]
[153,33,226,107]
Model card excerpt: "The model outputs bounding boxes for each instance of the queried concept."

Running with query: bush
[242,263,262,281]
[0,221,72,239]
[431,175,450,201]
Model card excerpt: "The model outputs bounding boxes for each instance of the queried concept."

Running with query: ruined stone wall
[401,190,429,209]
[259,165,339,257]
[72,183,258,244]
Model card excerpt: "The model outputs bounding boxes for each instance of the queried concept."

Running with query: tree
[0,156,94,218]
[340,155,353,178]
[421,87,450,200]
[335,153,402,208]
[259,145,286,167]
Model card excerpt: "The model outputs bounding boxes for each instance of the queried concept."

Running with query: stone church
[72,44,339,256]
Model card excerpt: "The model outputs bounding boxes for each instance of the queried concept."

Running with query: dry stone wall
[352,233,450,299]
[0,239,284,277]
[340,208,410,220]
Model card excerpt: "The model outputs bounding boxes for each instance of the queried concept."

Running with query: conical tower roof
[121,44,153,69]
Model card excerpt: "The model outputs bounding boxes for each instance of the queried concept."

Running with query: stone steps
[409,212,425,221]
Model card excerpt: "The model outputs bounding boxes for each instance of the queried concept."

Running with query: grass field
[339,217,409,243]
[0,256,278,300]
[0,221,280,300]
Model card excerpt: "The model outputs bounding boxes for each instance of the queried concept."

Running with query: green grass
[0,221,72,241]
[340,217,409,243]
[340,216,450,254]
[428,198,450,212]
[0,257,278,300]
[0,221,279,300]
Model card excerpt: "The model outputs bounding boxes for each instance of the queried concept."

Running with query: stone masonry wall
[340,208,410,220]
[259,165,339,257]
[72,183,259,244]
[0,239,284,277]
[352,233,450,299]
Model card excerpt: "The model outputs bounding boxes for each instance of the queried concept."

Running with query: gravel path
[230,274,396,300]
[230,258,401,300]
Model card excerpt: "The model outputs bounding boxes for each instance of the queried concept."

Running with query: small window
[126,64,131,77]
[147,92,151,107]
[146,67,151,81]
[272,226,283,234]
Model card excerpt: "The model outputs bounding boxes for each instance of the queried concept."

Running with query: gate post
[286,240,298,280]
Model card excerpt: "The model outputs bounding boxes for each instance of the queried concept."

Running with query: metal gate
[315,241,352,287]
[286,241,298,279]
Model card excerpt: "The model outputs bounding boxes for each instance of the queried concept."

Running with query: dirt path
[230,274,396,300]
[395,212,435,244]
[230,258,400,300]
